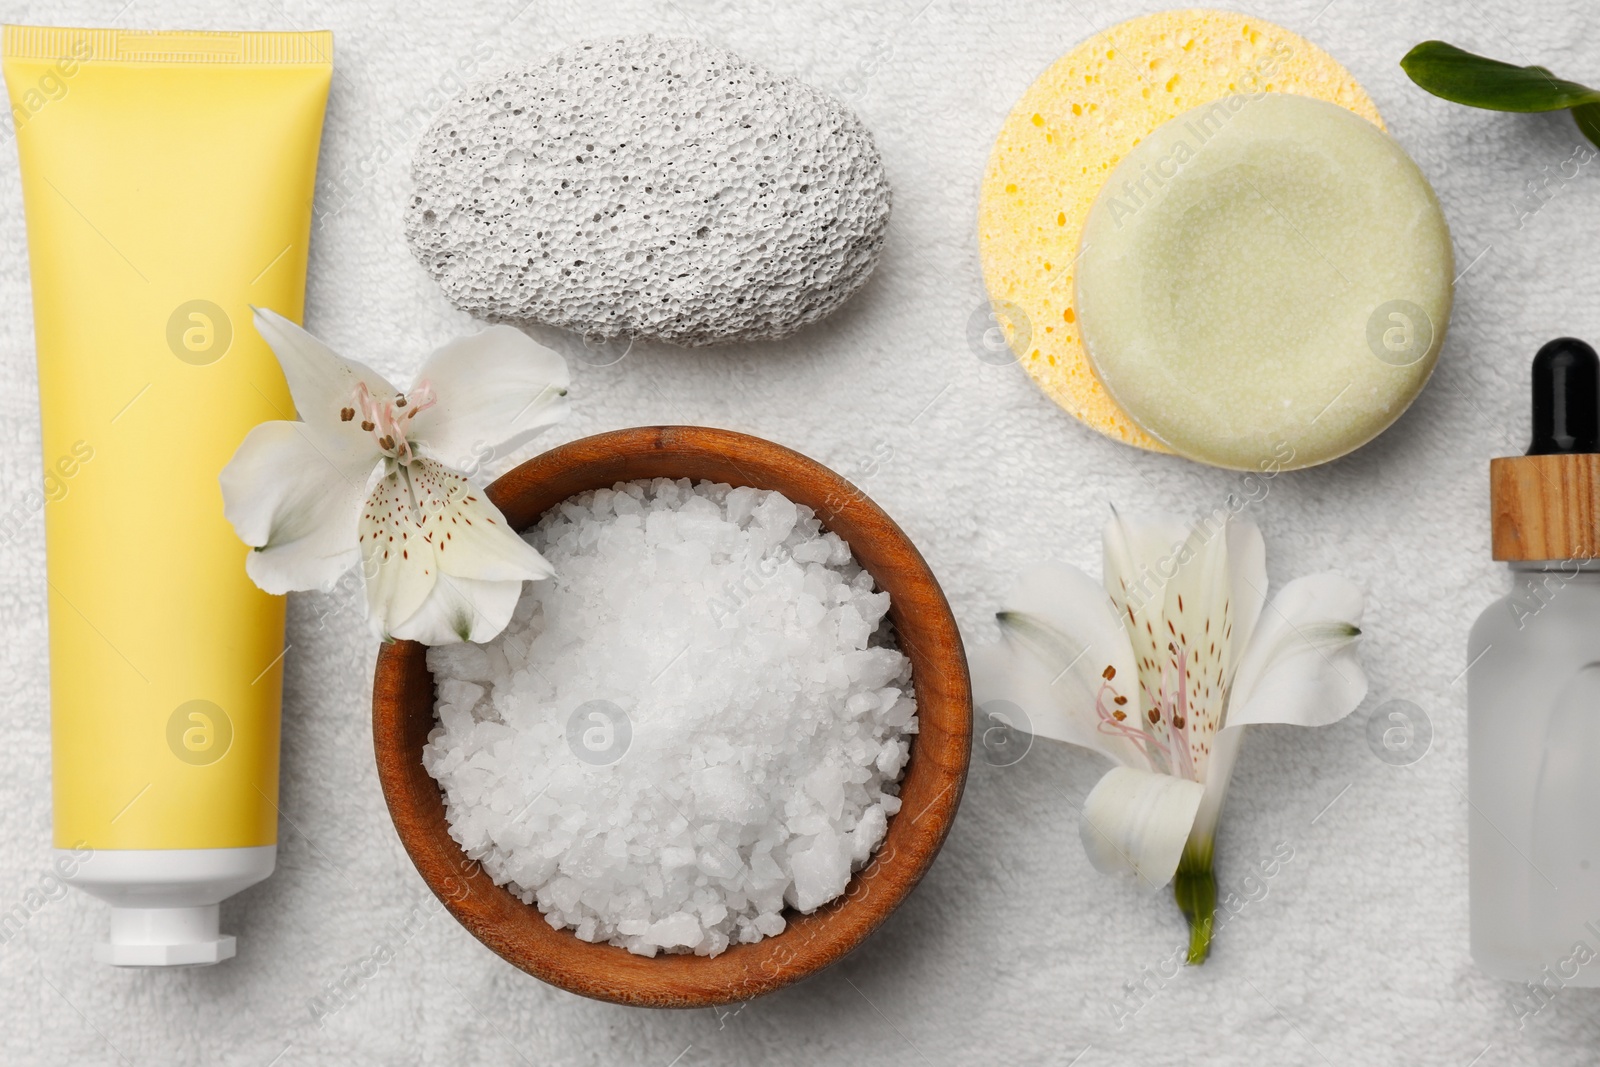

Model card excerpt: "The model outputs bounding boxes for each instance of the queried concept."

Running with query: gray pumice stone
[404,35,893,347]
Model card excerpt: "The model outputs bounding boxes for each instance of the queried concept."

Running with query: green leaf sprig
[1401,41,1600,150]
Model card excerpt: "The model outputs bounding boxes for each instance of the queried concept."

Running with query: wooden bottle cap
[1490,453,1600,561]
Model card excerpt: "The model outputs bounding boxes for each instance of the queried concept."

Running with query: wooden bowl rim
[371,425,972,1007]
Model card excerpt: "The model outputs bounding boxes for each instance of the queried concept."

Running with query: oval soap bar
[1074,92,1452,470]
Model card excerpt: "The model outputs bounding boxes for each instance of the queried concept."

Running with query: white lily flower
[220,308,570,645]
[970,511,1366,962]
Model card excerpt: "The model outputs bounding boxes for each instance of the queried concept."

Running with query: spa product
[1469,338,1600,985]
[1074,93,1452,470]
[4,26,332,965]
[424,478,916,957]
[978,9,1383,451]
[405,35,892,347]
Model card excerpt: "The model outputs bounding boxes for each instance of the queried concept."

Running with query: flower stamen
[1095,674,1171,772]
[350,379,439,464]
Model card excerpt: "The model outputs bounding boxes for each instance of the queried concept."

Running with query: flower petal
[220,419,378,594]
[408,325,570,472]
[1188,724,1245,851]
[1224,519,1268,667]
[405,458,554,583]
[1102,510,1192,611]
[1080,766,1205,891]
[252,307,399,431]
[360,466,439,633]
[972,562,1144,765]
[1225,574,1367,729]
[359,457,552,642]
[1159,520,1233,781]
[1102,510,1190,713]
[389,573,526,645]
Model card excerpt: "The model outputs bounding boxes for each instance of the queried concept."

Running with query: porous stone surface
[404,35,893,346]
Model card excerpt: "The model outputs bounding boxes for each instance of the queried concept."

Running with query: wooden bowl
[372,426,971,1007]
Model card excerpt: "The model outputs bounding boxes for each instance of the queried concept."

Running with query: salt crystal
[790,540,830,564]
[876,738,910,778]
[646,911,703,950]
[751,492,799,548]
[857,804,891,861]
[788,828,852,911]
[436,679,485,710]
[429,643,495,683]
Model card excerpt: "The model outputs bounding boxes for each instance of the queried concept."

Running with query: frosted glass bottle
[1469,563,1600,982]
[1469,337,1600,983]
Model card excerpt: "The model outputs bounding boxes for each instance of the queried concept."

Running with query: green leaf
[1401,41,1600,113]
[1574,102,1600,152]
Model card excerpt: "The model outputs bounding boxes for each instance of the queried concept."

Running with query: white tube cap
[62,846,272,967]
[95,905,236,967]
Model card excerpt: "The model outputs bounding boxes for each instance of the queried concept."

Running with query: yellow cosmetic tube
[3,26,332,965]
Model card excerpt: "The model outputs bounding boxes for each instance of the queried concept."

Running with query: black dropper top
[1529,337,1600,455]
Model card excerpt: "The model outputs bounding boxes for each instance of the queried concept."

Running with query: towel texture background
[1,0,1597,1063]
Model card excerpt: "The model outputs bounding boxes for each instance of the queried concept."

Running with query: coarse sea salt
[423,478,917,957]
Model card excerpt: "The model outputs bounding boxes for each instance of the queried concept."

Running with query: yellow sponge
[978,9,1383,452]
